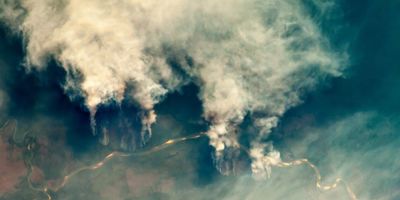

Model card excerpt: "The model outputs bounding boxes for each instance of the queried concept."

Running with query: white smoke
[0,0,344,178]
[250,142,282,179]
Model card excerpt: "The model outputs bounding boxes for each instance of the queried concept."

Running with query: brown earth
[0,136,27,196]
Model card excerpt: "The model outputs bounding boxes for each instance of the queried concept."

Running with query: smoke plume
[0,0,344,177]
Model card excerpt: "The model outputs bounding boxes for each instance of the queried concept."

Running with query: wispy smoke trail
[0,0,344,177]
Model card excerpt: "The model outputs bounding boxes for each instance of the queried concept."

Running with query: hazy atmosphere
[0,0,399,199]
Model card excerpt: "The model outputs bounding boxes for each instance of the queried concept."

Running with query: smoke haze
[0,0,345,177]
[0,0,400,199]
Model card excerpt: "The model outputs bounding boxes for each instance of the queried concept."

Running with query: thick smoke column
[0,0,343,178]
